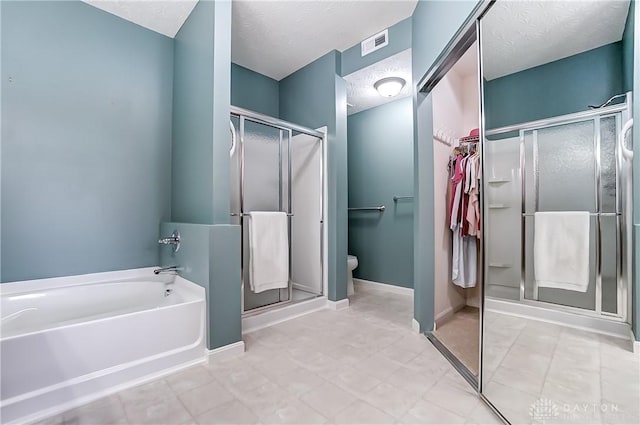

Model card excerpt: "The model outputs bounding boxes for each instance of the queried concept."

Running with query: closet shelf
[489,263,512,268]
[487,178,511,183]
[488,204,509,209]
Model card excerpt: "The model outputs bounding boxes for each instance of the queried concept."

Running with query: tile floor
[34,284,501,425]
[433,307,479,375]
[483,309,640,425]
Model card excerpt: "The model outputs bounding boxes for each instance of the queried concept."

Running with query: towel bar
[231,212,294,217]
[522,212,620,217]
[348,206,385,212]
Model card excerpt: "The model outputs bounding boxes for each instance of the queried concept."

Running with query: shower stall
[229,106,325,314]
[483,93,633,334]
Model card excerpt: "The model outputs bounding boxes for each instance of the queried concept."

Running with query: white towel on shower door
[248,211,289,293]
[534,211,590,292]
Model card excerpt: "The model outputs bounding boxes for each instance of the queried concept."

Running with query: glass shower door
[240,119,291,311]
[522,116,620,314]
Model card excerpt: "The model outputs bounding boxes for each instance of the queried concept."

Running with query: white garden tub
[0,268,206,424]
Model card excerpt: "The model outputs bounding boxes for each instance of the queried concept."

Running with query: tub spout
[154,266,181,275]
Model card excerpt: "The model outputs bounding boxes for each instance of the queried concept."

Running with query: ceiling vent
[361,29,389,57]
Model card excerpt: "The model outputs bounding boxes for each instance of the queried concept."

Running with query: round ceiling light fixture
[374,77,406,97]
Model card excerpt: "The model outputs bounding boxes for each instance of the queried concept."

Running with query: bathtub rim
[0,270,205,341]
[0,267,169,295]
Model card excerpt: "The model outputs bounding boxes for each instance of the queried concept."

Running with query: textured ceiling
[82,0,198,37]
[482,0,630,80]
[232,0,417,80]
[344,49,411,115]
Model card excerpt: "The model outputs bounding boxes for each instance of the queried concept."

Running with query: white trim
[412,318,421,334]
[353,278,413,296]
[326,298,350,311]
[486,297,631,340]
[207,341,245,360]
[318,126,329,301]
[15,357,205,425]
[630,330,640,354]
[242,296,327,334]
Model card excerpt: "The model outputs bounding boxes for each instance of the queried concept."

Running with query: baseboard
[630,330,640,354]
[434,303,466,328]
[242,296,327,334]
[207,341,245,361]
[412,318,421,334]
[353,278,413,296]
[434,306,455,326]
[326,298,350,311]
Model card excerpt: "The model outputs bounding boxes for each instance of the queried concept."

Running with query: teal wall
[623,1,634,93]
[280,51,348,302]
[170,1,240,349]
[231,63,279,117]
[485,43,624,129]
[172,0,231,225]
[347,97,414,287]
[411,0,480,332]
[0,1,173,282]
[341,17,412,77]
[210,1,233,225]
[160,222,241,349]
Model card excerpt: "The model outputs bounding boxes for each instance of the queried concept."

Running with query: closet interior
[431,41,481,377]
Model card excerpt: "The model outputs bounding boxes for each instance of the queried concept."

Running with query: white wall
[291,133,323,295]
[462,73,480,134]
[461,72,481,307]
[432,72,467,321]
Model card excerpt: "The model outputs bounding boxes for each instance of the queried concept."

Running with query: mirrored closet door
[479,1,639,424]
[429,40,482,383]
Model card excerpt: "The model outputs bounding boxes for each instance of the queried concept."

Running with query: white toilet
[347,255,358,296]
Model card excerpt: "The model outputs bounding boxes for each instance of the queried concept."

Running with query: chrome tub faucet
[158,230,180,253]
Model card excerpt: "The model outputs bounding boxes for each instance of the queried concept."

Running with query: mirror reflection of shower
[480,1,638,423]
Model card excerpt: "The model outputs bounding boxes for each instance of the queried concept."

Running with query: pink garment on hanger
[460,155,470,236]
[449,154,464,229]
[466,155,480,237]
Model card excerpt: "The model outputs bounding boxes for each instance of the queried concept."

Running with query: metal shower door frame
[230,106,325,316]
[486,98,632,324]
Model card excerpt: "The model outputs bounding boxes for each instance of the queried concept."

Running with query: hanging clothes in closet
[449,131,480,288]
